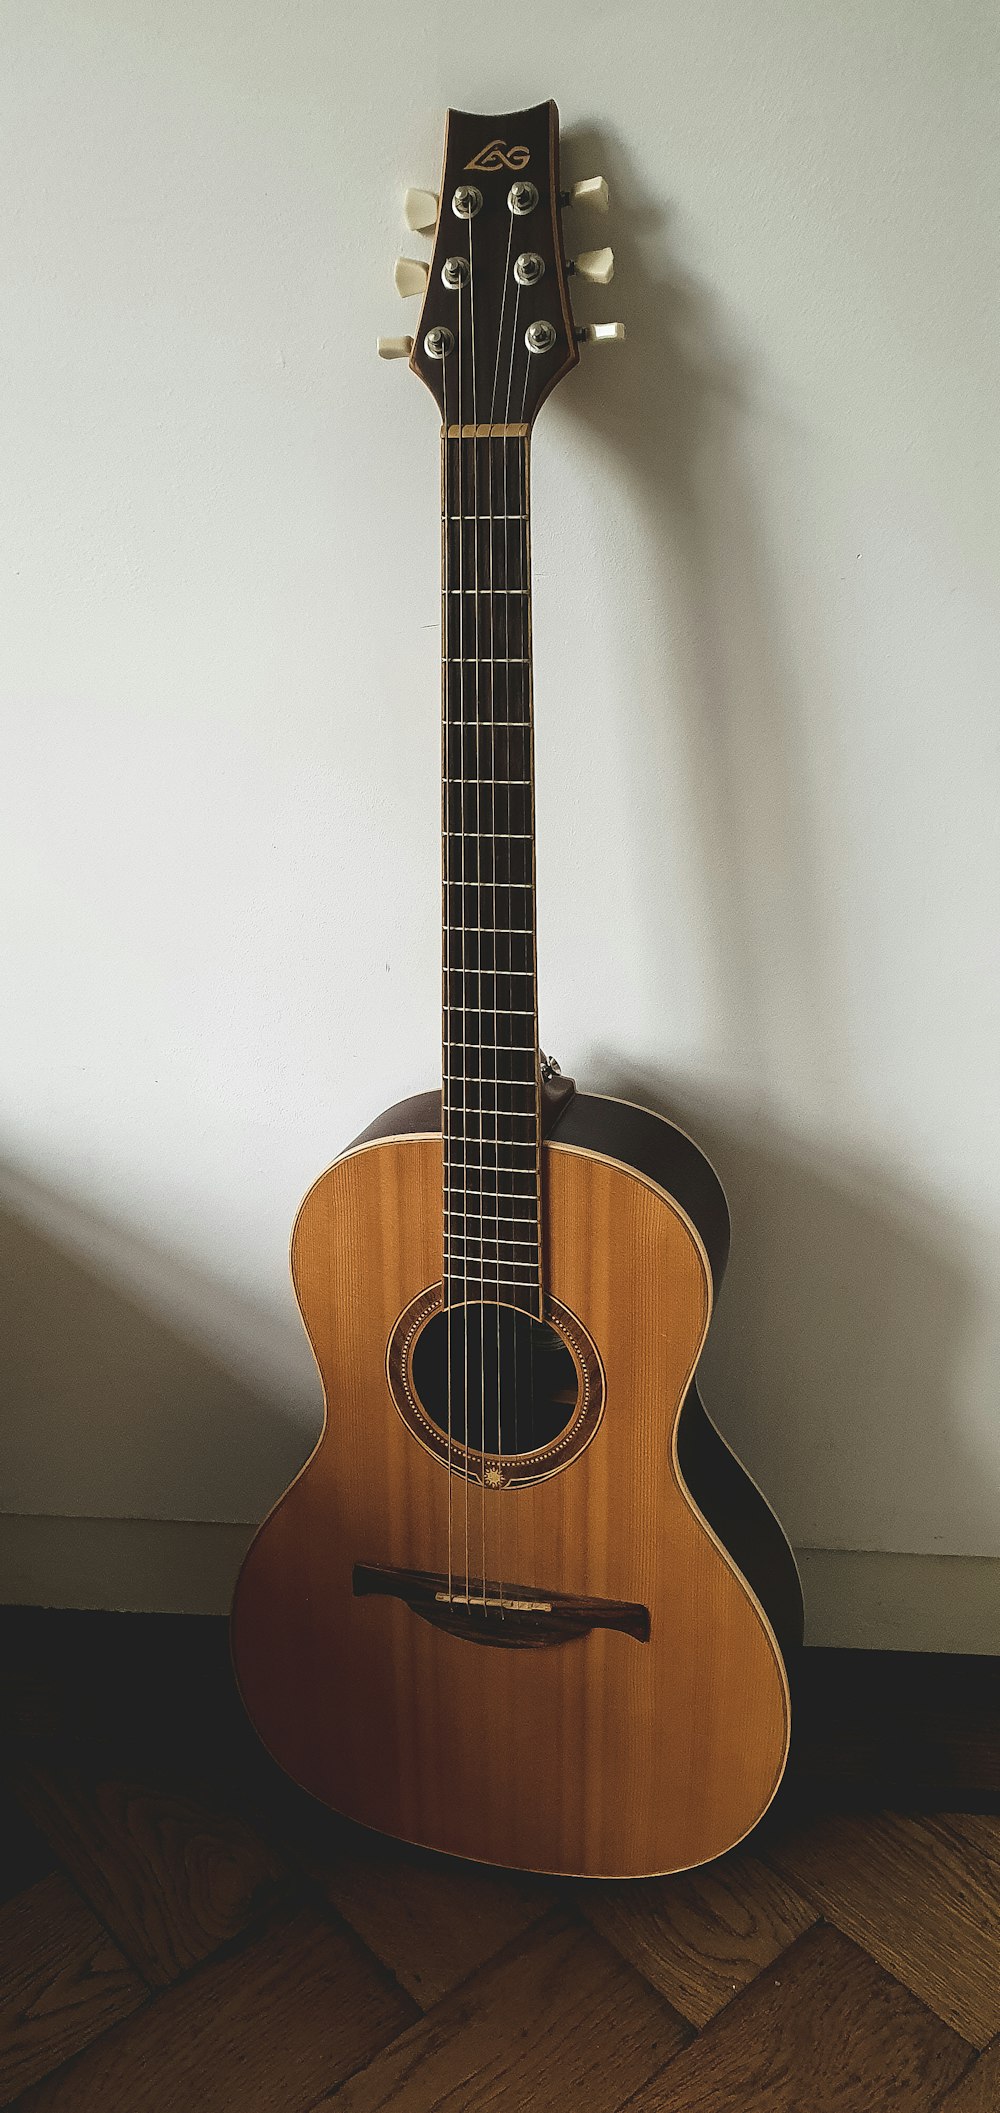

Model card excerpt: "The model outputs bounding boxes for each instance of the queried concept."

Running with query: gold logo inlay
[464,139,531,173]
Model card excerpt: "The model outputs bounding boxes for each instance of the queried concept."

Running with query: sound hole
[410,1303,579,1459]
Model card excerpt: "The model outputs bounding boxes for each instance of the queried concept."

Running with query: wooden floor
[1,1612,999,2110]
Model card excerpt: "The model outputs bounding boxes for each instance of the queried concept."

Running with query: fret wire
[445,1131,539,1143]
[444,1180,538,1193]
[444,1140,538,1155]
[444,1217,539,1231]
[442,434,540,1283]
[444,1288,542,1299]
[443,1049,537,1059]
[446,1274,543,1286]
[445,1252,539,1265]
[443,1124,536,1141]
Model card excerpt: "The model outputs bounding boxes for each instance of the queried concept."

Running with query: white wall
[2,2,998,1622]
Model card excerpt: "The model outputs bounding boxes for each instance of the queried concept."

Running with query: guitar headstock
[379,101,622,430]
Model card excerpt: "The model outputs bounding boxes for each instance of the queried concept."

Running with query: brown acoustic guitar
[232,100,802,1877]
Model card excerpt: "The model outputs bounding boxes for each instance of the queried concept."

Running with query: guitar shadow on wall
[592,1064,981,1576]
[552,125,989,1571]
[0,1161,314,1571]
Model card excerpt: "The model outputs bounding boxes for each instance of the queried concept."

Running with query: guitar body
[232,1089,802,1877]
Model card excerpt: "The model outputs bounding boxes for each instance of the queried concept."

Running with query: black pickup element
[353,1562,649,1649]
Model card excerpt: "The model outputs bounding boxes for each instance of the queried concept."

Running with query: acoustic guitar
[232,100,802,1877]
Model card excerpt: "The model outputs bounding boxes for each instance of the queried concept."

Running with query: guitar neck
[441,427,542,1316]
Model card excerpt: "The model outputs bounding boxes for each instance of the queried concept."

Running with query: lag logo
[464,139,531,172]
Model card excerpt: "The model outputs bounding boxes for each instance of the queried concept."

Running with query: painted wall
[2,2,998,1618]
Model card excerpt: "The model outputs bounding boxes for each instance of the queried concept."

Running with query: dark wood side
[346,1085,801,1657]
[349,1075,576,1150]
[677,1384,803,1658]
[350,1089,442,1148]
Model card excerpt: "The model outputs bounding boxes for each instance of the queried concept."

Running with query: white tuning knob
[577,321,626,345]
[377,335,414,360]
[568,176,610,213]
[394,256,429,298]
[573,246,614,286]
[403,187,439,232]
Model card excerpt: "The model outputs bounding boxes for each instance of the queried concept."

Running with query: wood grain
[232,1134,789,1877]
[14,1908,417,2112]
[3,1612,1000,2110]
[934,2041,1000,2111]
[573,1846,817,2025]
[12,1766,290,1986]
[622,1923,972,2111]
[0,1873,145,2104]
[767,1811,1000,2046]
[307,1820,554,2006]
[314,1910,690,2111]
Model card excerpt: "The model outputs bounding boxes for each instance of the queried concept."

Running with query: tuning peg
[572,246,614,286]
[403,187,439,232]
[394,256,429,298]
[377,335,414,360]
[576,321,626,346]
[566,176,610,213]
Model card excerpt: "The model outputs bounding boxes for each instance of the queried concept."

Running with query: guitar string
[442,349,454,1605]
[516,347,538,1477]
[484,414,501,1610]
[487,206,517,1620]
[454,256,472,1608]
[497,271,525,1615]
[465,207,489,1613]
[496,423,512,1617]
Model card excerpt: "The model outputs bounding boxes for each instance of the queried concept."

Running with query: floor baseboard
[0,1514,256,1618]
[1,1515,997,1654]
[796,1547,1000,1654]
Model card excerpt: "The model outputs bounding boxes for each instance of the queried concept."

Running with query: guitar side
[231,1089,801,1877]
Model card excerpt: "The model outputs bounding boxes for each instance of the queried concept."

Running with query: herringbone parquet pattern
[1,1610,998,2110]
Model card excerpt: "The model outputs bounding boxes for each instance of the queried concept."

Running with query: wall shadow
[591,1058,987,1556]
[552,125,988,1557]
[556,120,842,1085]
[0,1167,315,1528]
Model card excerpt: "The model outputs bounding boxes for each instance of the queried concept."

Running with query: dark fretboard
[442,430,541,1316]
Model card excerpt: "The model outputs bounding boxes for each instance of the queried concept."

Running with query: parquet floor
[1,1609,999,2110]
